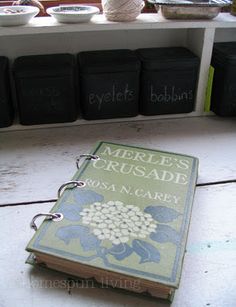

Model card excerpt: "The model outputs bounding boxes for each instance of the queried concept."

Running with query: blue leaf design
[132,239,160,264]
[59,189,104,221]
[106,243,133,261]
[79,228,101,252]
[59,204,83,221]
[73,189,104,206]
[56,225,101,251]
[150,224,180,245]
[144,205,181,223]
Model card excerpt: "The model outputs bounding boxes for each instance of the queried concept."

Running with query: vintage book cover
[26,141,198,300]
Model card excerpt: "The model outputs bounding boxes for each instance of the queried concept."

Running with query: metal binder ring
[30,212,63,231]
[57,180,86,198]
[76,154,100,169]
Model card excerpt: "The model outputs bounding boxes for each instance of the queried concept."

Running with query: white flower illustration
[80,201,157,245]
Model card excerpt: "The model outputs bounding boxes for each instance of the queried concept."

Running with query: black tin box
[13,54,78,125]
[0,56,14,128]
[78,49,140,120]
[136,47,200,115]
[211,42,236,116]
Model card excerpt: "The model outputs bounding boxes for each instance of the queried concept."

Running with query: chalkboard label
[78,49,140,120]
[88,83,135,111]
[136,47,199,116]
[139,70,197,115]
[149,85,193,104]
[25,86,61,98]
[81,72,139,120]
[16,76,77,125]
[13,53,78,125]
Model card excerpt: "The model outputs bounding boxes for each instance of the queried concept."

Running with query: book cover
[26,141,198,296]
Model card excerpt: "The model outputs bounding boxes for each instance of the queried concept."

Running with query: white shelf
[0,111,210,133]
[0,13,236,36]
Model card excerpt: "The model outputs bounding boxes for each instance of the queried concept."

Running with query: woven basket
[102,0,144,22]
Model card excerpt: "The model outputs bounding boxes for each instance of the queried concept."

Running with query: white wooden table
[0,116,236,307]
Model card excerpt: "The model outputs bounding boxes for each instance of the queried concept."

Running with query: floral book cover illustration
[26,141,198,300]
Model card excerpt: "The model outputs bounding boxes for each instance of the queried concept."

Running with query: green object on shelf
[205,65,215,112]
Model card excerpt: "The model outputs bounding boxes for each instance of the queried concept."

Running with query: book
[26,141,198,301]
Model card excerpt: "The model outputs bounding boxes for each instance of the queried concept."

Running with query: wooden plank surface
[1,116,236,205]
[0,183,235,307]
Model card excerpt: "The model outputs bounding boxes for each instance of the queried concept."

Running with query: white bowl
[47,5,100,24]
[0,6,39,27]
